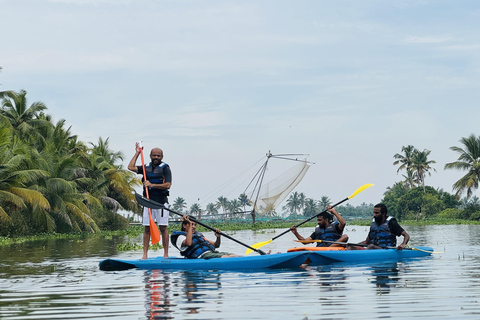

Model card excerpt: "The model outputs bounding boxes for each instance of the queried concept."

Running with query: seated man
[171,215,241,259]
[358,203,410,250]
[290,206,348,247]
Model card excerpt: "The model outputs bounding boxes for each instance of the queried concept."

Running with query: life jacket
[313,221,342,247]
[143,162,170,198]
[368,216,397,247]
[170,230,216,259]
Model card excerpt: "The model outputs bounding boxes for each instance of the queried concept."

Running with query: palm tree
[393,145,417,188]
[0,133,50,223]
[410,149,436,192]
[285,192,302,218]
[303,198,318,216]
[229,199,242,219]
[1,90,50,142]
[189,203,201,218]
[172,197,187,213]
[318,196,331,211]
[205,203,218,217]
[445,134,480,199]
[238,193,251,218]
[216,196,229,214]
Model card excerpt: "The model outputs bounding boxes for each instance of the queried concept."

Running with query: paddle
[138,142,161,245]
[245,183,374,255]
[294,240,441,253]
[135,192,268,255]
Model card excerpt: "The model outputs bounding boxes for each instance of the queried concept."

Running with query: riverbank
[1,218,479,247]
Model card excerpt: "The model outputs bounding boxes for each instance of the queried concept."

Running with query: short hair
[374,203,388,215]
[317,211,333,222]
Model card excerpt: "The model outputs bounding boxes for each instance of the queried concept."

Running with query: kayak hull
[307,246,434,265]
[287,246,345,252]
[99,251,310,271]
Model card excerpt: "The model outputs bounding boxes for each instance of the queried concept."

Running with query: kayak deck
[99,251,310,271]
[307,246,434,265]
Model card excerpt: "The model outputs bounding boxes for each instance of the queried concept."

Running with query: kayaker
[171,215,241,259]
[290,206,349,247]
[359,203,410,250]
[128,142,172,260]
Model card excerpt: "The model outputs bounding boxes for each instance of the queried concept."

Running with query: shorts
[201,251,233,259]
[142,203,169,226]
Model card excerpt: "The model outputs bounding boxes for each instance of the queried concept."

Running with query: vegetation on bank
[0,90,141,237]
[2,218,480,248]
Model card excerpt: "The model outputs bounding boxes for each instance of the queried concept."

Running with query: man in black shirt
[359,203,410,250]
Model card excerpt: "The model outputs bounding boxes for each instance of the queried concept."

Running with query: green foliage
[0,90,141,237]
[117,242,163,251]
[383,185,456,220]
[436,208,464,219]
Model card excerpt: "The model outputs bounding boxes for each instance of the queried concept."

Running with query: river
[1,224,480,319]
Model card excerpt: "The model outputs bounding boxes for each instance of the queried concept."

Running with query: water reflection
[369,263,400,295]
[143,270,223,319]
[144,270,174,319]
[308,264,348,289]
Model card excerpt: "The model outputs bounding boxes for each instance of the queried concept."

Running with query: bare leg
[159,225,169,258]
[142,226,150,260]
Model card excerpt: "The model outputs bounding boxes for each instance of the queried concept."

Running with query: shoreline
[1,218,479,247]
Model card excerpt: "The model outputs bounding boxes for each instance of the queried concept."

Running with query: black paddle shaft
[135,193,267,255]
[271,197,349,241]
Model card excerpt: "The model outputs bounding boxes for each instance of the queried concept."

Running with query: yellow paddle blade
[348,183,374,199]
[410,247,443,254]
[294,239,321,244]
[245,239,272,255]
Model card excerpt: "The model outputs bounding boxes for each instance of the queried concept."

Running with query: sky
[1,0,480,211]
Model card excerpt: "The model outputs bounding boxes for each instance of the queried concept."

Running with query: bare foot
[163,255,169,259]
[141,255,148,260]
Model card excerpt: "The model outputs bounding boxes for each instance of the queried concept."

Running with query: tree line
[0,90,140,237]
[169,139,480,222]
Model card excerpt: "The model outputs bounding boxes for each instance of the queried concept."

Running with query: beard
[374,215,384,224]
[152,159,161,166]
[319,222,327,229]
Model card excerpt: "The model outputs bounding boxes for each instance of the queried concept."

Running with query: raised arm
[127,142,142,173]
[328,206,346,231]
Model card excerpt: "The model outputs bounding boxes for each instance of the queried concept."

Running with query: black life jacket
[368,216,397,247]
[313,221,342,247]
[143,162,170,198]
[171,230,216,259]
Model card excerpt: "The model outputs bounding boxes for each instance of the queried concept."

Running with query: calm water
[1,224,480,320]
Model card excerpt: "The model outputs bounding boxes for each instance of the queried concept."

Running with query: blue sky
[1,0,480,210]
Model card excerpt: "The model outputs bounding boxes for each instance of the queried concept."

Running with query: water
[1,225,480,319]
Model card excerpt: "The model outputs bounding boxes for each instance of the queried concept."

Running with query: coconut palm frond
[10,187,50,210]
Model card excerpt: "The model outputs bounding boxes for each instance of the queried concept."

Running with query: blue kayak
[307,246,434,265]
[99,251,310,271]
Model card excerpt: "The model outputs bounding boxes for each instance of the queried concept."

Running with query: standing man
[290,206,349,247]
[128,142,172,259]
[359,203,410,250]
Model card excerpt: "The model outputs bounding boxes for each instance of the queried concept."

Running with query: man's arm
[183,216,193,247]
[127,143,142,173]
[328,206,346,231]
[210,229,221,248]
[290,226,313,244]
[397,230,410,250]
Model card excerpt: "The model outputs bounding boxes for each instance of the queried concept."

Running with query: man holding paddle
[290,206,349,247]
[128,142,172,259]
[171,215,241,259]
[358,203,410,250]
